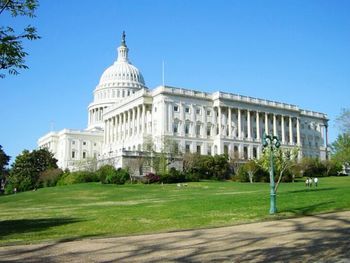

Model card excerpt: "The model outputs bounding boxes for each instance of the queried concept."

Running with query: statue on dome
[121,31,126,46]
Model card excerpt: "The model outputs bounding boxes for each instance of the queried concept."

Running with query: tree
[259,147,298,192]
[0,145,10,177]
[7,148,57,192]
[331,133,350,164]
[335,108,350,134]
[0,0,40,78]
[245,160,260,183]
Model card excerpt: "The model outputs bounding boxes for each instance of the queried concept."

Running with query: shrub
[159,168,186,184]
[144,172,160,184]
[97,165,117,184]
[57,171,99,185]
[38,168,63,187]
[105,168,129,184]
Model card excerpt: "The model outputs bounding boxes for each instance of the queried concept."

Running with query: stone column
[265,112,268,135]
[281,115,285,144]
[104,120,108,143]
[296,117,301,145]
[238,108,241,139]
[142,105,146,134]
[168,103,173,133]
[132,108,136,136]
[256,111,260,140]
[273,114,277,136]
[289,117,293,144]
[325,124,329,160]
[228,107,232,137]
[247,110,251,139]
[218,106,222,136]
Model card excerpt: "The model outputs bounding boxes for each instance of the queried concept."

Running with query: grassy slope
[0,177,349,245]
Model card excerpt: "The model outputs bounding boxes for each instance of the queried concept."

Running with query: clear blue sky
[1,0,350,162]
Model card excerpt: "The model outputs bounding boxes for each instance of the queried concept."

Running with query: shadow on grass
[280,201,335,216]
[285,187,336,194]
[0,218,82,238]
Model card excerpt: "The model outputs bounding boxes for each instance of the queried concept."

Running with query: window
[185,124,189,135]
[83,141,87,146]
[196,108,201,114]
[173,123,178,134]
[207,146,212,155]
[207,110,211,116]
[71,151,76,159]
[174,105,179,112]
[207,126,211,136]
[154,107,157,112]
[185,107,190,113]
[196,145,201,154]
[185,144,190,153]
[83,152,87,159]
[72,141,75,145]
[196,124,201,136]
[94,143,97,146]
[224,145,229,155]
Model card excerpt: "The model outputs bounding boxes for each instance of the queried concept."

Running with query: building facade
[38,33,329,172]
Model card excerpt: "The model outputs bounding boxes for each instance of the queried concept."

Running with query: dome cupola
[97,31,146,90]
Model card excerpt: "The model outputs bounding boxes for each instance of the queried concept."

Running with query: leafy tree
[0,145,10,177]
[331,133,350,164]
[259,147,298,192]
[7,148,57,192]
[244,160,260,183]
[0,0,40,78]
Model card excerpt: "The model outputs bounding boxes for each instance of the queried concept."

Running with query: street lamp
[262,133,280,214]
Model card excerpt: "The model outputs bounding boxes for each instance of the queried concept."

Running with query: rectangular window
[83,141,87,146]
[196,124,201,136]
[173,123,178,133]
[174,105,179,112]
[185,144,190,153]
[196,145,201,154]
[72,141,75,145]
[185,107,190,113]
[196,108,201,114]
[207,146,212,155]
[83,152,86,159]
[207,110,211,116]
[207,126,211,136]
[185,124,189,135]
[71,151,75,159]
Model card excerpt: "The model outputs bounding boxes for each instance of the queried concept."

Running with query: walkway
[1,211,350,262]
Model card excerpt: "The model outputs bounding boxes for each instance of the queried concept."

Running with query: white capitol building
[38,33,329,172]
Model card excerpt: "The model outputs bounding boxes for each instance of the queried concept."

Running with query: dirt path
[1,211,350,262]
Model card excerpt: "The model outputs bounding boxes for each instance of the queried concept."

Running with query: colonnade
[104,104,149,144]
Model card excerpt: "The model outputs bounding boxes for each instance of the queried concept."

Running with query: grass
[1,176,350,245]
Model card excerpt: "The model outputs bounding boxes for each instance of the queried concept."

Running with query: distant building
[38,32,329,172]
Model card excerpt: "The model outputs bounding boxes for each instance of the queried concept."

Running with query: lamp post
[262,133,280,214]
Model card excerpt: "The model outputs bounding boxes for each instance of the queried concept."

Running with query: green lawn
[1,177,350,245]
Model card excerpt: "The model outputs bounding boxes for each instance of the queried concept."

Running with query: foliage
[7,148,58,192]
[38,168,63,187]
[144,172,160,184]
[235,162,269,183]
[183,153,231,180]
[57,170,99,185]
[97,165,117,184]
[258,147,299,192]
[331,133,350,165]
[159,167,186,184]
[0,0,40,78]
[335,108,350,134]
[108,168,129,184]
[0,145,10,178]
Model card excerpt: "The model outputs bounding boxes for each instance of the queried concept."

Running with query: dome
[97,32,146,90]
[99,61,146,89]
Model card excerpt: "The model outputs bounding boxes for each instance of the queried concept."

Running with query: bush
[144,172,160,184]
[38,168,64,187]
[159,168,186,183]
[105,168,129,185]
[57,171,99,185]
[97,165,117,184]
